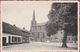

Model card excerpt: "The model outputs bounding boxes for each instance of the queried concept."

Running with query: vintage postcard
[1,1,79,52]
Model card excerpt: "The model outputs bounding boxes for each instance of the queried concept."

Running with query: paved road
[2,42,78,52]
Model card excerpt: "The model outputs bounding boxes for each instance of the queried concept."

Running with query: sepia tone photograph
[1,1,78,52]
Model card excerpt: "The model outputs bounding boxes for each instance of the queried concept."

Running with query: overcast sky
[1,1,54,31]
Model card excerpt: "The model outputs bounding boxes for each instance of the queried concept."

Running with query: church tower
[31,10,37,27]
[30,10,47,42]
[30,10,37,41]
[30,10,37,32]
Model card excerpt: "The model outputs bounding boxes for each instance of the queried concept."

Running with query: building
[21,28,30,43]
[2,22,30,46]
[50,30,77,43]
[30,10,48,42]
[67,33,77,43]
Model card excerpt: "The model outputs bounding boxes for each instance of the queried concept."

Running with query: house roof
[3,22,30,36]
[37,23,46,26]
[21,29,30,34]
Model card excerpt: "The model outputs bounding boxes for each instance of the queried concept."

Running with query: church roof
[37,23,46,26]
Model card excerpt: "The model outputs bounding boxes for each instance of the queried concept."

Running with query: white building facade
[2,22,30,46]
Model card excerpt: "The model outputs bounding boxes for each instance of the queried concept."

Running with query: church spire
[30,9,37,32]
[31,9,37,26]
[33,9,35,21]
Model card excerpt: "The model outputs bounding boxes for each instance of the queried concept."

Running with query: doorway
[2,37,6,46]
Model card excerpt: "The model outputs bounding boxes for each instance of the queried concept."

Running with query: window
[32,32,35,35]
[15,37,17,42]
[12,37,15,42]
[68,37,71,40]
[43,33,45,38]
[3,37,6,45]
[32,26,36,31]
[8,36,11,43]
[39,26,41,29]
[38,32,39,38]
[18,37,21,42]
[38,26,41,30]
[32,32,36,37]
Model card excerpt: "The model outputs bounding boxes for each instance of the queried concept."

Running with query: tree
[46,3,77,48]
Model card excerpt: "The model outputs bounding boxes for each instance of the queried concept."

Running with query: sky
[1,1,54,31]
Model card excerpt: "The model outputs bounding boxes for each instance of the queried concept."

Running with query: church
[30,10,48,42]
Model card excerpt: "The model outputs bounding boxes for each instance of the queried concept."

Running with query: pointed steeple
[30,9,37,32]
[33,9,35,20]
[31,9,37,26]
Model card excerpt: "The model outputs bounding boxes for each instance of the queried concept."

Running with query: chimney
[23,27,25,30]
[13,24,16,27]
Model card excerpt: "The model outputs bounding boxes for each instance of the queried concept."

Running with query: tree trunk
[62,33,67,47]
[62,30,68,48]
